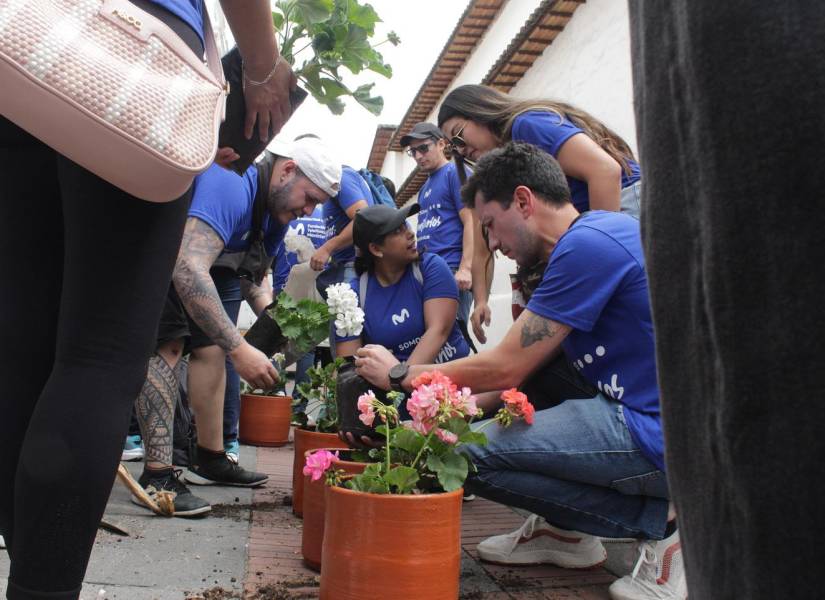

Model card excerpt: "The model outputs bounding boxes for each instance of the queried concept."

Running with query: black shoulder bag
[212,153,276,285]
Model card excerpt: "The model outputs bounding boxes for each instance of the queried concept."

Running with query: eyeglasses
[449,122,468,152]
[405,142,432,158]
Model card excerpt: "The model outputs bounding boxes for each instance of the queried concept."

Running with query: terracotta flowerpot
[320,486,463,599]
[292,427,347,517]
[302,450,370,571]
[238,393,291,447]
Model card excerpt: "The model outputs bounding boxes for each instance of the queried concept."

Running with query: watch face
[389,362,407,381]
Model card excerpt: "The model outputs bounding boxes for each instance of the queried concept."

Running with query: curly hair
[461,142,571,210]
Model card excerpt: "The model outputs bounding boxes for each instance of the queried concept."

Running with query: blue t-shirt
[150,0,204,43]
[416,162,471,268]
[273,205,328,292]
[511,110,642,213]
[190,163,287,258]
[525,211,663,471]
[336,254,470,364]
[323,166,373,265]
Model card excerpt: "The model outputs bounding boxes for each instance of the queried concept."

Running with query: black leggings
[0,98,192,600]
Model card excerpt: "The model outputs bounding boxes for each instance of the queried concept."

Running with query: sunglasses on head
[405,142,433,157]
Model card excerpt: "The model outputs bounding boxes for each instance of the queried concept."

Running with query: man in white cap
[129,136,343,493]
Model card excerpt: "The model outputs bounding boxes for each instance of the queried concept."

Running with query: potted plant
[291,282,367,516]
[240,292,330,446]
[301,447,371,570]
[314,374,535,599]
[238,353,292,447]
[290,358,349,517]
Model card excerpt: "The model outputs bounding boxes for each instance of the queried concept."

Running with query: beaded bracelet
[243,55,286,87]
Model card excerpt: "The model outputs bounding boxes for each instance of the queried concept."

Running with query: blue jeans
[291,350,315,412]
[209,268,242,444]
[450,266,473,326]
[620,180,642,220]
[465,393,669,540]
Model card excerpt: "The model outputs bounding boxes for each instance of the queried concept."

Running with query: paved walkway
[0,441,634,600]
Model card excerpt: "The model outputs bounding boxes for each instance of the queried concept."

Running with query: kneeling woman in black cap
[334,204,470,393]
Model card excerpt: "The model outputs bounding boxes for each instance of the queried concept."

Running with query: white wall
[513,0,637,154]
[383,0,637,351]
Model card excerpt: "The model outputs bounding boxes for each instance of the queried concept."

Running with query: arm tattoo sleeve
[520,312,560,348]
[173,218,243,352]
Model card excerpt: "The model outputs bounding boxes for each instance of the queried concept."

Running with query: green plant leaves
[385,466,419,494]
[272,0,393,115]
[393,428,425,455]
[426,452,469,493]
[353,83,383,115]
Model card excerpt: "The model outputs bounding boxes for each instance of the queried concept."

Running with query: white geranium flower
[326,284,364,337]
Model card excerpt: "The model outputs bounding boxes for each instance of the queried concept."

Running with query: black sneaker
[131,468,212,517]
[184,450,268,487]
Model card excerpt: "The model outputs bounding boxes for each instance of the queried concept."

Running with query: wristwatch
[388,362,409,393]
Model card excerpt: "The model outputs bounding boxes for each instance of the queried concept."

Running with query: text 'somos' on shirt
[322,166,374,265]
[511,110,641,213]
[336,254,470,363]
[189,163,286,258]
[416,162,470,268]
[526,211,663,471]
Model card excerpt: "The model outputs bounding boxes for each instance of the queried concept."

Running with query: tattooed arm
[173,217,242,351]
[173,217,279,389]
[355,308,571,393]
[240,276,273,317]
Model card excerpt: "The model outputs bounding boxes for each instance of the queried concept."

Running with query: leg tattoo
[135,354,178,467]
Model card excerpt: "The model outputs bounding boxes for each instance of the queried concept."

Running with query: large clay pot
[238,393,291,447]
[320,486,463,599]
[292,427,347,517]
[302,450,370,571]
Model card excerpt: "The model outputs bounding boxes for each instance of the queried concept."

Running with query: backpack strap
[251,153,275,241]
[412,261,423,285]
[359,271,369,310]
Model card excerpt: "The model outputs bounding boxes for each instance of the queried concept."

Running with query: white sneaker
[0,534,5,549]
[477,513,606,568]
[609,529,687,600]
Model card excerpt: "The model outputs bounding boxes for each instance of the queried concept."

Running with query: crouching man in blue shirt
[354,143,686,600]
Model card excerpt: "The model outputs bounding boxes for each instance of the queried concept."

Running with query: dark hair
[461,142,571,210]
[381,176,397,200]
[438,84,637,176]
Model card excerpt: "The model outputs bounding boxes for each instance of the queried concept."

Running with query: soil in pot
[301,450,371,571]
[292,427,348,517]
[320,485,463,599]
[239,393,291,447]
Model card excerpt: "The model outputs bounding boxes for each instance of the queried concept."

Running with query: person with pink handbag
[0,1,297,598]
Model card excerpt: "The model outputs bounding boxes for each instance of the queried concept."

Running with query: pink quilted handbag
[0,0,227,202]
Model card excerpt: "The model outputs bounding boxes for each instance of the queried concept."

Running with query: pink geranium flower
[357,390,377,426]
[435,428,458,444]
[303,449,339,481]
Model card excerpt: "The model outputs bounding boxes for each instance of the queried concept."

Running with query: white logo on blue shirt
[391,308,410,325]
[598,374,625,400]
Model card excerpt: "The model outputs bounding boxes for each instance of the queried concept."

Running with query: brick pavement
[243,443,617,599]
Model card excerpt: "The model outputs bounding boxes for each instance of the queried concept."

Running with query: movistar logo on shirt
[423,188,432,198]
[391,308,410,325]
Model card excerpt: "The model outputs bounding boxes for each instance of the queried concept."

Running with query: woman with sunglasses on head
[334,204,470,403]
[438,84,641,218]
[438,84,642,345]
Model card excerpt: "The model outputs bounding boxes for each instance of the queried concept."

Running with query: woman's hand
[214,147,240,170]
[471,302,492,344]
[455,265,472,291]
[243,57,297,142]
[354,344,399,390]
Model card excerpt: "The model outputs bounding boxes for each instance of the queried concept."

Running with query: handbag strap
[200,5,226,90]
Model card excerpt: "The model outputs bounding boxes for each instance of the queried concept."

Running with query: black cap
[353,204,420,252]
[399,122,445,147]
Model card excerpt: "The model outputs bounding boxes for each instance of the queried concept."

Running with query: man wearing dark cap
[400,122,474,326]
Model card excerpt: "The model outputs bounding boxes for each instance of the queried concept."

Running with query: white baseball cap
[265,136,342,197]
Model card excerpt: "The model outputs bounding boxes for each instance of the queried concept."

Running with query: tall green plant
[273,0,400,115]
